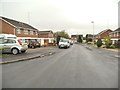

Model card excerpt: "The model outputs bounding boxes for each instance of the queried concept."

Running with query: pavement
[87,44,119,52]
[2,44,118,88]
[0,46,58,64]
[103,48,119,52]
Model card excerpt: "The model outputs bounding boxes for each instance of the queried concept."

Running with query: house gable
[0,19,15,34]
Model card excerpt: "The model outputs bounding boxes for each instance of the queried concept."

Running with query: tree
[54,31,70,45]
[97,38,102,47]
[54,31,69,39]
[56,35,61,45]
[86,34,93,43]
[77,35,83,43]
[104,37,112,48]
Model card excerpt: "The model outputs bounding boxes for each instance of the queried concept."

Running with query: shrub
[114,40,120,48]
[104,38,112,48]
[110,45,116,49]
[97,39,102,47]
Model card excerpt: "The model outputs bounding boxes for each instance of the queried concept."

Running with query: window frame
[30,30,34,35]
[24,29,28,35]
[16,28,21,34]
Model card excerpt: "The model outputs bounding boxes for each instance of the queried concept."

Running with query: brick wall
[38,32,53,38]
[96,30,112,39]
[39,34,49,38]
[16,29,38,38]
[0,20,14,34]
[100,30,112,39]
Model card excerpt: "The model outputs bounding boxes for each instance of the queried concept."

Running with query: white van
[58,39,70,49]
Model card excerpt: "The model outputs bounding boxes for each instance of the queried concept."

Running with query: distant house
[0,16,39,44]
[86,34,94,39]
[71,34,83,43]
[71,35,78,42]
[95,29,112,39]
[38,30,54,46]
[109,28,120,44]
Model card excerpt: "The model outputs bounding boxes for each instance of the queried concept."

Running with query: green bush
[114,40,120,48]
[97,39,102,47]
[110,45,116,49]
[104,38,112,48]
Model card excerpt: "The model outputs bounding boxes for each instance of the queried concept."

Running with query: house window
[36,31,38,35]
[112,33,114,37]
[115,32,117,36]
[24,30,28,35]
[34,31,37,35]
[17,28,21,34]
[30,30,34,35]
[117,32,119,36]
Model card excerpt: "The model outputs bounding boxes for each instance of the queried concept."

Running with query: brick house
[0,16,39,44]
[38,30,54,46]
[95,29,112,39]
[71,35,78,43]
[71,34,83,43]
[109,28,120,44]
[85,34,96,43]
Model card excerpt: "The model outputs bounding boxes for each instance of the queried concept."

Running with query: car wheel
[12,48,19,55]
[32,45,35,49]
[21,50,26,53]
[59,46,61,49]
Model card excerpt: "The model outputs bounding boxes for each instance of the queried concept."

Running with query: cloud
[0,0,118,35]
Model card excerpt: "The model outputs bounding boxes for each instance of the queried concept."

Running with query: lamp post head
[91,21,94,23]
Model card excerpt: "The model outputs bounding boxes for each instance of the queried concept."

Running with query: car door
[0,39,4,52]
[2,39,16,53]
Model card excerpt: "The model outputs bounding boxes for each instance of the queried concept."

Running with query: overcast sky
[0,0,119,36]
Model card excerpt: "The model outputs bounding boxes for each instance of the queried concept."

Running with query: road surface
[2,44,118,88]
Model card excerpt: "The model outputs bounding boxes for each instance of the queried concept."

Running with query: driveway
[1,46,58,62]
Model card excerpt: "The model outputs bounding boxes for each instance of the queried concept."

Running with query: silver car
[0,38,28,55]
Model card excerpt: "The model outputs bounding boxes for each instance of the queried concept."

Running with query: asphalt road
[2,44,118,88]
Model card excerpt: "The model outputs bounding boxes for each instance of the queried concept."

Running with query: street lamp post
[91,21,94,45]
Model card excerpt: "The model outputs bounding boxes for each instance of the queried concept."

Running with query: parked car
[58,39,70,49]
[28,40,40,48]
[36,41,41,48]
[0,38,28,55]
[0,34,17,39]
[69,40,73,45]
[28,41,36,48]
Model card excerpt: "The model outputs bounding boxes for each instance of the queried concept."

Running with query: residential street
[2,44,118,88]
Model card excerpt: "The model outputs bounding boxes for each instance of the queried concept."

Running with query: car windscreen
[60,39,67,42]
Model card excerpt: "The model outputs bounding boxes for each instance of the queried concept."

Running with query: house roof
[71,35,77,37]
[114,27,120,32]
[1,16,38,31]
[71,34,83,37]
[39,30,53,34]
[97,29,112,35]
